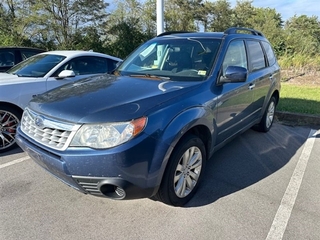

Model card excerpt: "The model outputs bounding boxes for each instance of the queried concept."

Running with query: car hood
[0,73,34,85]
[30,74,201,123]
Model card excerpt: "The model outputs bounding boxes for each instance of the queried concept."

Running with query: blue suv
[16,27,281,206]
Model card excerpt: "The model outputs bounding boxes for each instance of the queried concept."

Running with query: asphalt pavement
[1,122,319,240]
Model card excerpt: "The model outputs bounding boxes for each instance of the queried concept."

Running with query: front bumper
[16,127,166,200]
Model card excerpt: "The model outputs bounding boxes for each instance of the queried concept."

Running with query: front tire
[0,106,22,153]
[155,134,206,206]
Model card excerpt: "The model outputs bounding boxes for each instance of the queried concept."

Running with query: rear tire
[155,134,206,206]
[254,96,277,132]
[0,106,22,153]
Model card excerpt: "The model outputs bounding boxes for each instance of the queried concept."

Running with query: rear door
[246,40,274,119]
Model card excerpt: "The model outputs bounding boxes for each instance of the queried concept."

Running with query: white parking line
[0,156,30,169]
[266,129,318,240]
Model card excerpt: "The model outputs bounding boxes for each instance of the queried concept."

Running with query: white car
[0,50,122,153]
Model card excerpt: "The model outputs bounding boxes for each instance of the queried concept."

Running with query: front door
[215,40,255,144]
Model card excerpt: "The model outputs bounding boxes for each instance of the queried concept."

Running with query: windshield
[117,38,221,81]
[7,54,66,77]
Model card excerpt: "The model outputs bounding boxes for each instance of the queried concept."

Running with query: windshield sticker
[198,70,206,76]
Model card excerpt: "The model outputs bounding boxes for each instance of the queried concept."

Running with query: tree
[73,26,107,53]
[141,0,157,37]
[206,0,234,32]
[233,0,255,28]
[21,0,109,49]
[283,15,320,56]
[106,19,148,59]
[104,0,152,58]
[164,0,202,31]
[248,7,285,55]
[0,0,34,46]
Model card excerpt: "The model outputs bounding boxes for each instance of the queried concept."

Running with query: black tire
[155,134,206,206]
[0,106,22,153]
[254,96,277,132]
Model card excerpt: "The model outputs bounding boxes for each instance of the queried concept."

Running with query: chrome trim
[20,108,81,151]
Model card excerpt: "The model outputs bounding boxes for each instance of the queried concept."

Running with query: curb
[275,111,320,129]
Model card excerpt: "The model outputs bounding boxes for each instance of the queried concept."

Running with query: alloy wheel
[0,110,19,151]
[266,101,275,129]
[173,146,203,198]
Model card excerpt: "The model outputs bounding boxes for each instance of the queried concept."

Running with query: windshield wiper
[129,74,170,80]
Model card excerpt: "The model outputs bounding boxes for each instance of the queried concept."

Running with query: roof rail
[224,27,265,37]
[157,31,194,37]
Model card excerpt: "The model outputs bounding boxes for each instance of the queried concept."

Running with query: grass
[277,83,320,116]
[278,55,320,71]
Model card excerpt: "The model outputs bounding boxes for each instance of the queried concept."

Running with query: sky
[228,0,320,21]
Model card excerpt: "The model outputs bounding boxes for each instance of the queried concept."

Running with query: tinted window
[118,38,221,81]
[7,54,65,77]
[247,41,266,71]
[53,56,112,77]
[261,42,276,66]
[21,49,44,60]
[0,50,15,67]
[107,59,119,73]
[222,40,247,75]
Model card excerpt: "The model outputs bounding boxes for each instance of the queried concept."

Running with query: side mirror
[220,66,247,84]
[112,61,123,74]
[57,70,76,79]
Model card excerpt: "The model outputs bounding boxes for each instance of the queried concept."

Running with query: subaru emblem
[34,116,44,128]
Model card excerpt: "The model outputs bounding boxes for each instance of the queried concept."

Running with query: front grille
[21,108,80,151]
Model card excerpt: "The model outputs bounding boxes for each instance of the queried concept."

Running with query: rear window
[261,42,276,66]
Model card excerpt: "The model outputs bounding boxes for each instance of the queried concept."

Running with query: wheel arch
[0,101,24,116]
[162,107,213,162]
[150,107,214,195]
[180,125,212,160]
[272,89,280,105]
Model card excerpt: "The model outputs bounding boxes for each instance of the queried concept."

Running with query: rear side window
[261,42,276,66]
[247,41,266,71]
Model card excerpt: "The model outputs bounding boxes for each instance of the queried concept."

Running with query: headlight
[70,117,147,149]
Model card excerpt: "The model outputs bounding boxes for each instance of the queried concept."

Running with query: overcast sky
[227,0,320,21]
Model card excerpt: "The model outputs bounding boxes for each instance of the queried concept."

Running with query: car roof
[156,27,266,40]
[0,46,45,51]
[158,32,225,39]
[39,50,122,61]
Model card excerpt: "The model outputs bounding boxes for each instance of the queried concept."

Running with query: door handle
[248,84,255,90]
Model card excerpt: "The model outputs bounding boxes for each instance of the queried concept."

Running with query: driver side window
[222,40,247,75]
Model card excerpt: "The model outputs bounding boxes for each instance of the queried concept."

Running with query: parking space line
[0,156,30,169]
[266,129,318,240]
